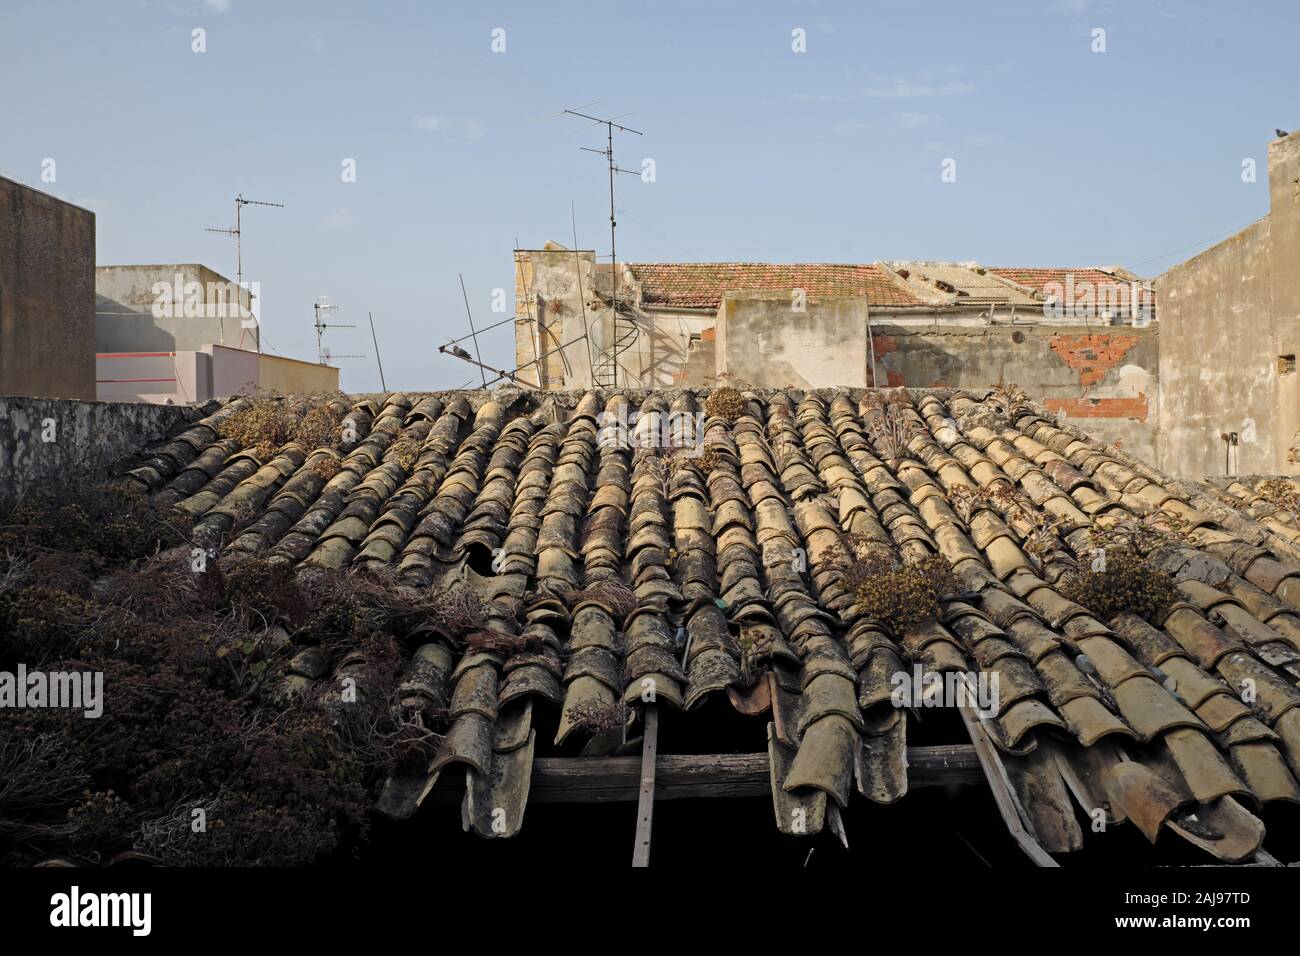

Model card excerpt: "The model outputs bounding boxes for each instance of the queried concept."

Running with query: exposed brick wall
[1044,395,1149,421]
[1049,333,1139,386]
[871,334,905,386]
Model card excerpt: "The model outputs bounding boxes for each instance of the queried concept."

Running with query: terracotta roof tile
[97,385,1300,862]
[628,263,923,309]
[989,267,1155,310]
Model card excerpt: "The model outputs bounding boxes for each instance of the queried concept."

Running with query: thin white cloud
[205,0,232,13]
[896,112,937,130]
[861,80,972,98]
[413,115,486,141]
[1052,0,1094,14]
[322,208,352,230]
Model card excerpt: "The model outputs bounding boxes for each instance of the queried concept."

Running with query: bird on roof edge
[1277,128,1290,138]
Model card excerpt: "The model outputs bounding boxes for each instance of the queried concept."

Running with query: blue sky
[2,0,1296,390]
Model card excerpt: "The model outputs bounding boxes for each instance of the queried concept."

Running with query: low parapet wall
[0,396,209,511]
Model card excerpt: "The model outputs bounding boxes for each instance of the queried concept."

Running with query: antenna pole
[368,311,387,392]
[205,193,283,354]
[562,108,641,388]
[235,198,242,286]
[459,273,487,387]
[312,297,360,366]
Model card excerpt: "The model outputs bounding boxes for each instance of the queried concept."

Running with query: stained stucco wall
[1157,130,1300,478]
[0,396,204,511]
[0,177,96,401]
[96,264,258,353]
[871,323,1159,459]
[717,293,1159,459]
[257,353,339,395]
[1157,222,1273,477]
[719,293,871,388]
[514,248,717,388]
[513,247,602,388]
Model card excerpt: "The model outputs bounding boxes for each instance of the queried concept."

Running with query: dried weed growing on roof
[827,537,956,635]
[1254,478,1300,520]
[704,386,746,423]
[0,483,500,866]
[564,700,627,735]
[219,396,344,459]
[1059,545,1176,623]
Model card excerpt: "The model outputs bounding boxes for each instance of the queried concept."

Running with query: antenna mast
[205,193,284,353]
[313,297,364,365]
[563,108,642,388]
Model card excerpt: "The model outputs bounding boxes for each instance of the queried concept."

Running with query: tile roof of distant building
[626,262,1154,312]
[627,263,925,309]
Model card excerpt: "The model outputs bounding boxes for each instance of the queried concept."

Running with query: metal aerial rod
[458,273,487,387]
[205,193,284,354]
[312,298,365,368]
[477,331,593,389]
[368,312,387,392]
[439,327,594,391]
[439,312,518,349]
[561,107,642,387]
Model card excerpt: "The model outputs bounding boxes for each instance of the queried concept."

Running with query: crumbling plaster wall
[513,247,604,389]
[717,292,1158,459]
[718,292,871,388]
[0,396,207,511]
[872,323,1158,460]
[514,248,717,388]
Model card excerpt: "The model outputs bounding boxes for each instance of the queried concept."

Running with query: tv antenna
[313,297,365,365]
[555,106,643,387]
[205,193,284,289]
[205,193,283,353]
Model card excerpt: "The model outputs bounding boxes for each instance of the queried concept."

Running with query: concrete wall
[513,246,600,388]
[870,320,1159,460]
[95,345,336,403]
[207,345,259,399]
[96,351,210,404]
[1157,130,1300,478]
[1158,221,1273,476]
[0,177,96,400]
[719,292,871,388]
[0,396,202,511]
[96,264,258,353]
[257,353,339,394]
